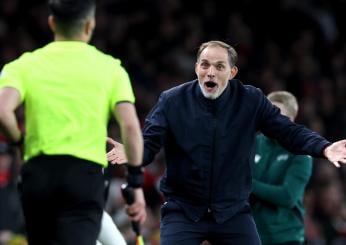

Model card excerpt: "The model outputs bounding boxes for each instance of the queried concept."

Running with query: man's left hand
[323,140,346,167]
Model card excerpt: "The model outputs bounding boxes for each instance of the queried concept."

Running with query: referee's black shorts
[19,154,104,245]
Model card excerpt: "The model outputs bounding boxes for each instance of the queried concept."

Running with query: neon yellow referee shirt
[0,41,135,166]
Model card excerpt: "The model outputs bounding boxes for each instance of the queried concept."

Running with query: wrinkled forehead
[198,46,229,64]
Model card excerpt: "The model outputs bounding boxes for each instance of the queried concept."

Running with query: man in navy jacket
[107,40,346,244]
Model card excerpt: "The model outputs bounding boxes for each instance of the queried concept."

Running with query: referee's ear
[84,17,95,38]
[48,15,57,33]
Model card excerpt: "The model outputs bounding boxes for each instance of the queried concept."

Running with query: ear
[85,17,96,36]
[194,62,198,76]
[48,15,56,33]
[229,66,238,80]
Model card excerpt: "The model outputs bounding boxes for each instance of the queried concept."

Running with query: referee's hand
[106,137,127,164]
[125,188,147,224]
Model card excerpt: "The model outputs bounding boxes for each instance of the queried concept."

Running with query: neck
[54,33,89,42]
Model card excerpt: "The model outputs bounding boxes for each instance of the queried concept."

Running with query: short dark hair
[197,41,238,67]
[48,0,96,38]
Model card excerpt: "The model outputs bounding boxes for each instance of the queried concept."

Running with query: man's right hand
[106,137,127,164]
[125,188,147,224]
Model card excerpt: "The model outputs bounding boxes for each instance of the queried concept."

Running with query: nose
[207,66,215,78]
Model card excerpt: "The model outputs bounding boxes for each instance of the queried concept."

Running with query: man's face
[195,45,237,100]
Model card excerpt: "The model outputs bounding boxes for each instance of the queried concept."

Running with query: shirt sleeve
[109,63,135,111]
[252,155,313,208]
[0,59,26,101]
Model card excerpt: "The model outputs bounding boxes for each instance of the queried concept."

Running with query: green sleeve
[110,62,135,110]
[0,58,26,101]
[252,155,312,208]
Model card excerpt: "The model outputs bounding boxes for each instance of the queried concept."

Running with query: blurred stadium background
[0,0,345,244]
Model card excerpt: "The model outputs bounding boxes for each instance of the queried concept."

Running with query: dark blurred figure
[0,142,25,244]
[315,180,346,245]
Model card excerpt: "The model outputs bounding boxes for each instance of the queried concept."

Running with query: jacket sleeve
[142,92,168,166]
[256,90,331,157]
[252,155,313,208]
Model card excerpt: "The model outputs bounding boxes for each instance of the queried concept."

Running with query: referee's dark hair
[48,0,96,38]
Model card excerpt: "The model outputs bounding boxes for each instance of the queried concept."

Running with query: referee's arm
[113,102,143,166]
[0,87,22,143]
[113,101,146,224]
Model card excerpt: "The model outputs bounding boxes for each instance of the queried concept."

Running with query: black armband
[126,165,144,188]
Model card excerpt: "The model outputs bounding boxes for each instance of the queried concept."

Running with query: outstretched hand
[106,137,128,164]
[323,140,346,168]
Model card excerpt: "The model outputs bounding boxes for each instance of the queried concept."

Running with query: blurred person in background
[303,187,326,244]
[315,180,346,244]
[311,160,346,244]
[0,142,25,245]
[96,211,127,245]
[0,0,145,244]
[96,166,126,245]
[251,91,312,245]
[107,40,346,244]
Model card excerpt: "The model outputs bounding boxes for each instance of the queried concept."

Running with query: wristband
[126,165,144,188]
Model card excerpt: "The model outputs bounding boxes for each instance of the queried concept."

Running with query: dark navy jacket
[142,79,330,223]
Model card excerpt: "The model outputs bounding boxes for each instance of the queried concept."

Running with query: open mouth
[205,81,217,88]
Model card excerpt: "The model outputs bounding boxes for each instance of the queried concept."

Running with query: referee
[0,0,145,245]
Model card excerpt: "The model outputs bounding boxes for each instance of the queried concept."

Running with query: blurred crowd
[0,0,345,244]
